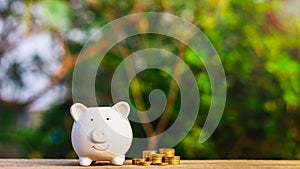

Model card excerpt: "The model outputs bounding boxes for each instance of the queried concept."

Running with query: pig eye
[90,118,94,122]
[106,117,109,120]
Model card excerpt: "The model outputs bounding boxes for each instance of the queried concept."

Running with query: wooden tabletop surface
[1,159,300,169]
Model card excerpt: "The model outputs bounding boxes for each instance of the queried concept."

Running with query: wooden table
[1,159,300,169]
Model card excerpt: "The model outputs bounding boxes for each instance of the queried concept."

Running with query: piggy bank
[70,101,133,166]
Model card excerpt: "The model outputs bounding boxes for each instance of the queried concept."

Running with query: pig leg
[79,157,93,166]
[111,155,125,165]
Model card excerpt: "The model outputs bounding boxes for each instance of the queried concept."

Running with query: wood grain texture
[1,159,300,169]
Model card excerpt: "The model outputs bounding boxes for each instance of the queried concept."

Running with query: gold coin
[166,156,180,165]
[160,162,168,166]
[166,156,180,160]
[152,157,163,164]
[151,153,164,160]
[142,150,157,159]
[137,161,152,166]
[132,158,139,165]
[152,162,162,165]
[145,157,151,161]
[134,158,145,165]
[146,161,153,165]
[159,148,175,157]
[151,155,163,158]
[169,161,180,165]
[152,153,164,157]
[137,162,144,166]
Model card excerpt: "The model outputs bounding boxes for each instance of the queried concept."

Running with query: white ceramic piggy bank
[70,101,133,166]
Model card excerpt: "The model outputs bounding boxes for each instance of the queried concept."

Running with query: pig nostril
[91,130,107,143]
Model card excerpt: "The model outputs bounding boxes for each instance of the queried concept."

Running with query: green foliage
[40,0,71,31]
[0,0,299,159]
[37,102,74,157]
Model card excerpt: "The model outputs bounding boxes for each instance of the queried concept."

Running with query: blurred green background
[0,0,299,159]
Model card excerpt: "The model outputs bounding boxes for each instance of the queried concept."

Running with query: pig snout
[91,129,107,143]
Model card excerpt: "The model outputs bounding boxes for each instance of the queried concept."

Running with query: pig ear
[70,103,87,121]
[112,101,130,118]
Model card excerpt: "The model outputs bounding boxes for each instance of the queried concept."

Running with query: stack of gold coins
[142,150,157,161]
[159,148,175,162]
[166,156,180,165]
[151,153,164,165]
[132,148,180,166]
